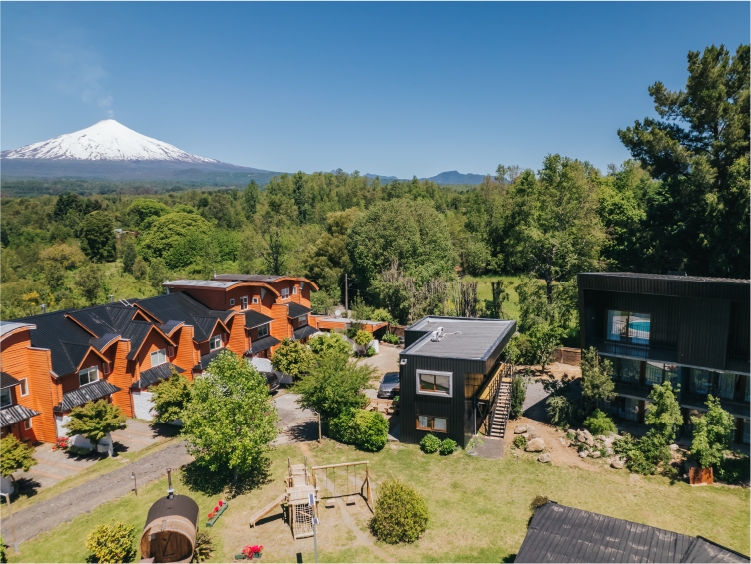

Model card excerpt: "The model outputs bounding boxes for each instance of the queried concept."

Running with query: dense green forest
[1,44,748,349]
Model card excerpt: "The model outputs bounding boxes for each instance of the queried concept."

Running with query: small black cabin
[399,316,516,448]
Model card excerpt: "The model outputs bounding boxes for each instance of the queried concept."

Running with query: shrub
[545,395,580,428]
[583,409,617,436]
[309,332,351,356]
[330,409,389,452]
[690,395,735,469]
[68,446,94,456]
[368,479,429,544]
[271,338,315,379]
[193,530,214,563]
[529,495,550,510]
[420,434,441,453]
[0,435,38,477]
[0,535,6,564]
[366,346,376,357]
[354,330,373,347]
[84,520,137,563]
[65,400,126,446]
[381,332,400,345]
[439,438,457,455]
[514,435,528,449]
[510,372,530,419]
[149,370,191,424]
[132,257,148,280]
[345,322,362,339]
[613,430,671,475]
[717,453,751,483]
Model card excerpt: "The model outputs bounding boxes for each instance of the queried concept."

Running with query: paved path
[1,441,193,545]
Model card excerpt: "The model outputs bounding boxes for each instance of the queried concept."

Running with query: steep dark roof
[193,348,237,371]
[160,320,184,336]
[681,537,750,563]
[133,363,185,389]
[293,324,318,340]
[67,304,134,336]
[516,502,748,563]
[1,372,20,389]
[134,293,234,342]
[121,321,159,360]
[287,302,312,318]
[90,332,120,352]
[54,380,122,413]
[0,404,41,427]
[244,310,274,329]
[248,335,280,355]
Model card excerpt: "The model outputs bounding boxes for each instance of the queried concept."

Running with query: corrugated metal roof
[287,302,312,318]
[583,272,750,284]
[293,324,318,340]
[133,363,185,389]
[67,304,135,336]
[193,348,236,371]
[90,332,120,352]
[249,335,281,355]
[134,293,233,342]
[1,372,21,389]
[122,322,157,360]
[515,502,748,563]
[681,537,750,563]
[0,321,36,339]
[163,279,236,288]
[0,404,41,427]
[54,379,121,412]
[160,320,184,336]
[403,317,515,360]
[213,274,285,282]
[244,310,274,329]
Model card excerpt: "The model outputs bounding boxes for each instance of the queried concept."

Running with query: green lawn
[10,440,749,563]
[458,275,522,320]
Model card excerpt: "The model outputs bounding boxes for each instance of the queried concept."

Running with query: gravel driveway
[0,442,193,545]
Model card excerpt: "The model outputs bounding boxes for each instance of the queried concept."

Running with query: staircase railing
[487,362,512,435]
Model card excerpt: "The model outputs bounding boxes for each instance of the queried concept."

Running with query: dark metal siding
[578,273,749,302]
[399,354,485,448]
[728,303,751,355]
[676,298,729,369]
[404,330,428,349]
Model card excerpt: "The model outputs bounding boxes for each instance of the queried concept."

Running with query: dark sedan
[263,371,280,393]
[377,372,400,398]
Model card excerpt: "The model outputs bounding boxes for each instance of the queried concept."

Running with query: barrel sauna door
[148,531,192,563]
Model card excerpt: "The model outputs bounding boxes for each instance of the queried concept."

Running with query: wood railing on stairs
[486,362,514,437]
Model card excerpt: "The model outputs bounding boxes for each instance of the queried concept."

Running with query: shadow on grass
[502,553,517,563]
[10,477,41,502]
[182,457,272,498]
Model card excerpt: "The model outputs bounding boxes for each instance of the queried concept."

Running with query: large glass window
[645,362,663,386]
[746,377,750,402]
[417,370,452,396]
[620,359,641,384]
[298,315,307,326]
[744,419,750,444]
[607,310,650,344]
[417,416,448,432]
[624,398,639,421]
[689,369,712,395]
[79,366,99,386]
[150,349,167,367]
[210,335,223,351]
[717,372,738,399]
[664,364,679,387]
[258,324,269,338]
[0,388,11,408]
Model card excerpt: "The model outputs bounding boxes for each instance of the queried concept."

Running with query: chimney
[41,304,46,314]
[166,276,169,282]
[214,270,217,278]
[109,295,114,303]
[166,468,174,499]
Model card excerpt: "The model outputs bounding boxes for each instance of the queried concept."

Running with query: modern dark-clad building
[578,273,750,444]
[399,316,516,448]
[517,502,749,563]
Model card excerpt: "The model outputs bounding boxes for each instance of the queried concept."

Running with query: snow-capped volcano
[1,119,221,163]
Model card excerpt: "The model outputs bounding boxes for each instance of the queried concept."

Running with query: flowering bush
[242,544,264,559]
[208,500,224,520]
[52,436,69,451]
[84,520,137,563]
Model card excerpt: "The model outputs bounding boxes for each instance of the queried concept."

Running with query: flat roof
[581,272,749,284]
[403,316,515,360]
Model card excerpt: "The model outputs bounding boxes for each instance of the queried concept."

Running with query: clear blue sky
[2,2,748,178]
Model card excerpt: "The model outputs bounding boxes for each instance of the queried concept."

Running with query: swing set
[311,461,373,508]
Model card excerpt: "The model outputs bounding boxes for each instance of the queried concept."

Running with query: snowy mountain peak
[1,119,220,163]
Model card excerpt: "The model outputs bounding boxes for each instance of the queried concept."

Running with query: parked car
[377,372,400,398]
[263,371,280,393]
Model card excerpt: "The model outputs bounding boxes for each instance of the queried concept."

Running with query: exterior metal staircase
[488,378,513,438]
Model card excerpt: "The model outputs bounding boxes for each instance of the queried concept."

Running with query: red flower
[219,500,223,506]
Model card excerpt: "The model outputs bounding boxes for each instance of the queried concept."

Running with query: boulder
[603,438,614,448]
[514,424,527,434]
[566,428,576,435]
[592,451,601,459]
[611,460,624,469]
[596,435,607,442]
[579,451,589,458]
[527,425,536,433]
[538,453,552,463]
[583,429,593,439]
[527,430,538,439]
[585,436,595,447]
[605,447,614,456]
[525,438,545,452]
[576,431,587,443]
[669,443,679,451]
[559,438,568,446]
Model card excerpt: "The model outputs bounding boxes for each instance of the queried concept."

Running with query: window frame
[281,287,290,299]
[416,415,448,433]
[241,296,249,310]
[150,348,167,368]
[258,324,269,338]
[252,296,259,304]
[19,378,29,397]
[0,388,11,408]
[606,310,651,344]
[293,285,298,295]
[298,315,307,326]
[416,369,453,397]
[229,298,235,306]
[24,418,33,430]
[209,335,223,351]
[79,366,99,387]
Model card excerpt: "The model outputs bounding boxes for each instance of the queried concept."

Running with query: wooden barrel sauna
[140,495,199,563]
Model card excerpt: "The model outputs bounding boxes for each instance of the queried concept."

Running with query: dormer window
[210,335,223,351]
[298,315,307,326]
[281,288,290,299]
[258,324,269,338]
[150,348,167,367]
[293,285,298,295]
[79,366,99,387]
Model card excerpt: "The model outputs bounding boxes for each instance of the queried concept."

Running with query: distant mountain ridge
[349,171,488,185]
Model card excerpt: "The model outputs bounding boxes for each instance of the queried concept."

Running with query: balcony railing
[681,391,749,416]
[726,353,750,374]
[586,337,677,363]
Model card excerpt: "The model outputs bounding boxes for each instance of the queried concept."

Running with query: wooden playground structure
[249,458,373,540]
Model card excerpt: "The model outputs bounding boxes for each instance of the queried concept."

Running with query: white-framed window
[230,298,235,306]
[417,416,447,432]
[281,287,290,299]
[19,378,29,397]
[298,315,307,326]
[293,285,298,295]
[24,419,33,430]
[79,366,99,386]
[0,388,11,408]
[210,335,223,351]
[150,348,167,367]
[258,324,269,338]
[241,296,249,310]
[416,369,453,397]
[252,296,259,304]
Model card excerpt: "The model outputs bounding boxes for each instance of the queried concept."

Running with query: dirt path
[0,442,194,545]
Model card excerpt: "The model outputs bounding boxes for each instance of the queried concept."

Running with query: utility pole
[2,492,18,553]
[344,274,348,314]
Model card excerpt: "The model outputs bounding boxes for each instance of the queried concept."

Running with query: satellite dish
[335,309,342,317]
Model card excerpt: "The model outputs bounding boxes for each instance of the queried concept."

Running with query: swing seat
[345,496,357,506]
[325,499,336,509]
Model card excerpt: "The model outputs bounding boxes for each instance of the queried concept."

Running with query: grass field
[459,274,522,319]
[9,439,749,563]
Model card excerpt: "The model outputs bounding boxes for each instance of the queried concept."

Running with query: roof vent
[41,303,46,314]
[109,295,114,303]
[430,327,445,342]
[668,271,687,277]
[214,270,217,278]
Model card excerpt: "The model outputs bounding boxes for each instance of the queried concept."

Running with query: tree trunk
[233,466,239,488]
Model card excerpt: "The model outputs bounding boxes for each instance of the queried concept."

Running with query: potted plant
[240,545,264,560]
